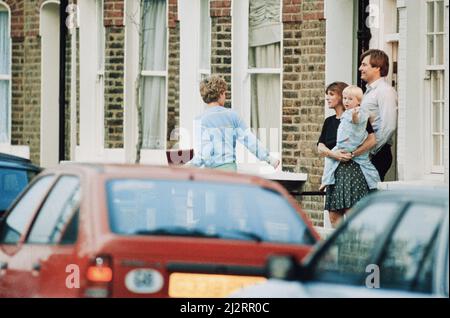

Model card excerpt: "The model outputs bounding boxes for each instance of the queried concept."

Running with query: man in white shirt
[359,49,398,181]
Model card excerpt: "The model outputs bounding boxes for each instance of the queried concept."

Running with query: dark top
[317,115,374,150]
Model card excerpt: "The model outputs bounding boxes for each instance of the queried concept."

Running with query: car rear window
[106,179,315,245]
[0,168,38,212]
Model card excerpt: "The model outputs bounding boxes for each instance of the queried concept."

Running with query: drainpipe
[59,0,68,162]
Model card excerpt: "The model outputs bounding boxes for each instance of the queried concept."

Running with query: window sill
[377,177,446,191]
[0,144,30,159]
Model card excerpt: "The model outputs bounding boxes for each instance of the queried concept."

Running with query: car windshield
[0,168,38,212]
[106,179,316,245]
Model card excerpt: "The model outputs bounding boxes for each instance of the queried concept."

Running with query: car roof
[0,152,41,172]
[358,187,449,206]
[45,162,290,193]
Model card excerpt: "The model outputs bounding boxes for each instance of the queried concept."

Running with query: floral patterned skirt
[324,160,369,212]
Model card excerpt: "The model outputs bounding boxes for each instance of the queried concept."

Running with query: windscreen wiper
[219,229,263,242]
[133,226,220,239]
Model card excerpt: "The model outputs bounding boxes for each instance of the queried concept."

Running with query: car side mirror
[265,255,306,281]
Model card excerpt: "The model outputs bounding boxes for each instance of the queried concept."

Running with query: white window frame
[0,1,11,145]
[424,0,446,174]
[232,0,283,169]
[140,0,169,150]
[179,0,209,150]
[198,0,211,79]
[96,0,105,149]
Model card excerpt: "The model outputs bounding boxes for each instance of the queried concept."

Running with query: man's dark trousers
[371,144,392,182]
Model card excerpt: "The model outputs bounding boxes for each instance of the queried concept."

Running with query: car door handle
[0,261,7,270]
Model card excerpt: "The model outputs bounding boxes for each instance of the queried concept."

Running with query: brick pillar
[210,0,232,108]
[8,0,25,151]
[167,0,180,149]
[104,0,125,148]
[19,0,42,164]
[282,0,326,226]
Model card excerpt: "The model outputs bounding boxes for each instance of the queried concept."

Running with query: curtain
[248,0,281,152]
[141,0,166,149]
[0,11,10,143]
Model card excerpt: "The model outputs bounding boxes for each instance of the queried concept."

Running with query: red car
[0,164,318,298]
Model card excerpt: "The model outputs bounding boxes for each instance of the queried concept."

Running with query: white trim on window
[124,0,140,163]
[39,1,60,167]
[96,0,105,150]
[179,0,210,150]
[423,0,446,174]
[141,70,168,77]
[0,1,12,145]
[246,68,282,74]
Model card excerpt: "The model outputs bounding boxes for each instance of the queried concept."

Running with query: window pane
[314,202,400,281]
[106,179,316,245]
[436,1,444,32]
[433,102,441,133]
[251,73,280,152]
[432,71,442,101]
[433,135,442,166]
[436,34,444,65]
[0,11,10,75]
[142,76,166,149]
[249,43,281,69]
[142,0,167,71]
[427,35,434,65]
[0,79,9,143]
[380,204,444,292]
[427,1,434,33]
[248,0,281,68]
[199,0,211,70]
[0,175,55,244]
[27,176,80,244]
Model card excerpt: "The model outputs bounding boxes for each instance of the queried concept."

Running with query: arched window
[0,2,11,144]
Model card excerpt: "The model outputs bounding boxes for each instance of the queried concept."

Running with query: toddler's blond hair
[343,85,363,103]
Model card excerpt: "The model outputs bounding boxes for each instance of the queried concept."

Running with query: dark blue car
[0,153,41,216]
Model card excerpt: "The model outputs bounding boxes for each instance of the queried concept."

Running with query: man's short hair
[200,75,228,104]
[360,49,390,77]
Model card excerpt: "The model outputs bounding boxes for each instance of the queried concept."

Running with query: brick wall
[210,0,232,108]
[104,0,124,148]
[282,0,326,226]
[167,0,180,149]
[9,0,25,150]
[7,0,44,164]
[6,0,80,163]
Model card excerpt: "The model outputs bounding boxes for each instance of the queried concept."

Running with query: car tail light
[84,255,113,298]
